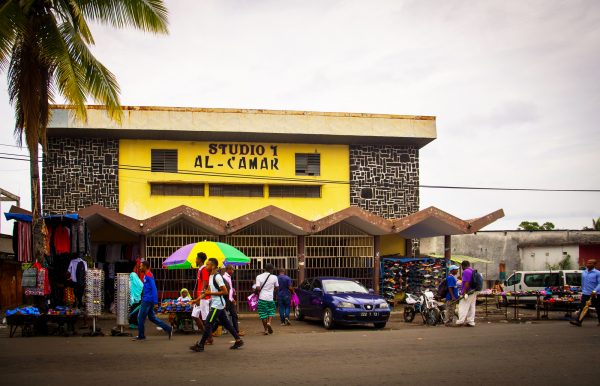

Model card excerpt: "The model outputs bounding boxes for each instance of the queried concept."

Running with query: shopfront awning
[4,212,79,222]
[392,207,505,238]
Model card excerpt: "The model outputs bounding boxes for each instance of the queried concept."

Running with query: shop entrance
[306,222,374,289]
[226,221,298,312]
[145,220,218,298]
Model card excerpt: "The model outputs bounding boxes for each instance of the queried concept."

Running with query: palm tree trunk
[29,143,44,263]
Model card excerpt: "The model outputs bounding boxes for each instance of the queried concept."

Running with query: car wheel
[294,306,304,321]
[322,308,335,330]
[403,306,416,323]
[374,322,387,329]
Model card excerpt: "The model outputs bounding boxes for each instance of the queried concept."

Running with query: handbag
[25,266,51,296]
[22,267,38,287]
[247,293,259,311]
[290,293,300,307]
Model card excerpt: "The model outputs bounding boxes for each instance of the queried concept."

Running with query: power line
[1,153,599,192]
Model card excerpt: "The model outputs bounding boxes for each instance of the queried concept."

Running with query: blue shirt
[142,272,158,303]
[277,274,293,297]
[581,268,600,295]
[446,274,459,301]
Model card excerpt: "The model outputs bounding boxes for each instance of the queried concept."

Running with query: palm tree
[0,0,168,262]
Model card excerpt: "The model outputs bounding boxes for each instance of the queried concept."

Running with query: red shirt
[197,266,210,300]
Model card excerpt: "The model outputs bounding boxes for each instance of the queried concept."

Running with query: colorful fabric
[257,299,276,320]
[129,272,143,305]
[18,222,32,262]
[24,265,50,296]
[53,225,71,254]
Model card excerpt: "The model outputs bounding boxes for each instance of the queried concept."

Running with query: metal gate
[305,222,374,289]
[145,220,219,298]
[226,221,298,312]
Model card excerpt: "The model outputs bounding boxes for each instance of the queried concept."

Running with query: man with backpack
[190,258,244,352]
[223,265,245,336]
[444,265,460,326]
[455,260,482,327]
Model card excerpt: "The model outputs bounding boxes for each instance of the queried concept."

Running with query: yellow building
[43,105,502,308]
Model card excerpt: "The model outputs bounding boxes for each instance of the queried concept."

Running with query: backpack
[437,277,449,299]
[211,273,227,305]
[76,261,86,285]
[470,269,484,292]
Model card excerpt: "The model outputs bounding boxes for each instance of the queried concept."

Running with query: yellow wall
[381,234,406,256]
[119,140,350,220]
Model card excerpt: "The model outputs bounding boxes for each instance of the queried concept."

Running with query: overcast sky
[1,0,599,234]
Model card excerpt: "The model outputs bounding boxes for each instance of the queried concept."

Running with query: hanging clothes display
[53,225,71,254]
[17,222,32,263]
[24,262,51,296]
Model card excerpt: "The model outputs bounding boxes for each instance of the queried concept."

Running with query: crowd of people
[127,253,600,348]
[130,252,296,351]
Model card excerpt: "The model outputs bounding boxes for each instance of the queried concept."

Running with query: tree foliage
[518,221,555,231]
[0,0,168,261]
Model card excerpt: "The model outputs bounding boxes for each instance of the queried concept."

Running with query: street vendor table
[46,314,81,336]
[161,311,194,333]
[6,314,45,338]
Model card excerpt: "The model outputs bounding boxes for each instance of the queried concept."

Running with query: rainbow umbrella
[162,241,250,270]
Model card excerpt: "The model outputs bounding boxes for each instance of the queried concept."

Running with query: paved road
[0,317,598,386]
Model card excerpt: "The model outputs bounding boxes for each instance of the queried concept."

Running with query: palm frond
[38,14,87,120]
[78,0,168,34]
[60,21,122,122]
[0,1,26,69]
[55,0,95,44]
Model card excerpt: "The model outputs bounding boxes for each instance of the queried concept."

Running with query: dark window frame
[295,153,321,176]
[268,185,321,198]
[209,184,264,197]
[150,183,204,196]
[151,149,178,173]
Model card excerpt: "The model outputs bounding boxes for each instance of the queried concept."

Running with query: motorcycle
[403,290,446,326]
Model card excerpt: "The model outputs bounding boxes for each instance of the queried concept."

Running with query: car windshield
[322,280,368,294]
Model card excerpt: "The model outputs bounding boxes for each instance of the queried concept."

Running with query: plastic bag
[247,293,259,311]
[290,293,300,307]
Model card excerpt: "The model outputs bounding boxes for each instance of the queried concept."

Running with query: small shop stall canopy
[428,254,492,264]
[4,213,79,222]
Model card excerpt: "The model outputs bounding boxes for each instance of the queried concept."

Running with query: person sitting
[177,288,192,303]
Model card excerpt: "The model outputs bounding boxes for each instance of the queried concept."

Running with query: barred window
[209,184,263,197]
[295,153,320,176]
[150,183,204,196]
[151,149,178,173]
[269,185,321,198]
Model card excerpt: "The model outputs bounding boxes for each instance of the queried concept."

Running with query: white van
[503,270,582,304]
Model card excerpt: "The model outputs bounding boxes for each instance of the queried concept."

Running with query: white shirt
[209,274,226,310]
[255,272,279,301]
[67,257,88,283]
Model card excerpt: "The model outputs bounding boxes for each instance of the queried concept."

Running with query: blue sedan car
[294,277,390,329]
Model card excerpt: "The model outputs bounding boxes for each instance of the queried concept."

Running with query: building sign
[194,143,280,171]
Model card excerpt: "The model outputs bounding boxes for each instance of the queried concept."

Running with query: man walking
[191,252,210,336]
[190,258,244,352]
[277,268,294,326]
[456,260,477,327]
[133,260,173,341]
[223,265,244,336]
[255,263,279,335]
[445,265,460,326]
[570,259,600,327]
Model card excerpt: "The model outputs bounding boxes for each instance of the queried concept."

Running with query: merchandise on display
[115,273,130,326]
[156,299,193,313]
[5,306,41,316]
[381,257,447,302]
[85,269,104,316]
[47,306,81,315]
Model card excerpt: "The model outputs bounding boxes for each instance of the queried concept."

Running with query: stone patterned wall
[43,137,119,214]
[349,145,419,219]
